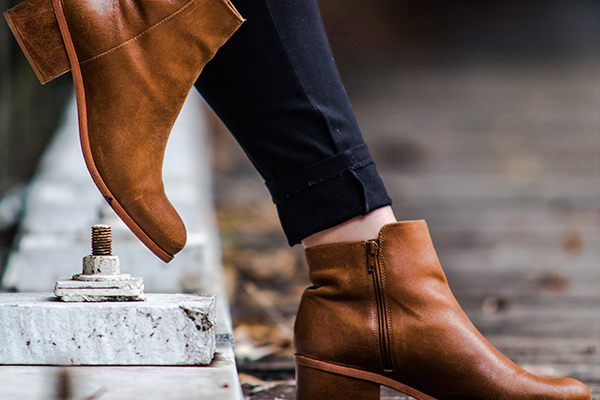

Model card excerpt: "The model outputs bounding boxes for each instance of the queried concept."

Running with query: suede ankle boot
[294,220,591,400]
[5,0,243,261]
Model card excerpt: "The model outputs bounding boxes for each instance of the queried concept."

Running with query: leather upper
[295,220,591,400]
[63,0,192,62]
[57,0,243,257]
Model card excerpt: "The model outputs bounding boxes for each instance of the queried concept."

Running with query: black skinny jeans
[194,0,391,245]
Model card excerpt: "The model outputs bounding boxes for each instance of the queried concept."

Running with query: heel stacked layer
[4,0,70,84]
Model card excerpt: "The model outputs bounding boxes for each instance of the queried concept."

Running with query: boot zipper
[367,240,394,372]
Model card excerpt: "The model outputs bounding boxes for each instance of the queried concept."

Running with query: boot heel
[4,0,70,84]
[296,364,380,400]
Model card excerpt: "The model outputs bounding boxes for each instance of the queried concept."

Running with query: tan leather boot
[295,220,591,400]
[5,0,243,261]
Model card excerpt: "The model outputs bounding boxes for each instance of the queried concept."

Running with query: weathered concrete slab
[0,341,242,400]
[0,90,242,397]
[0,293,216,365]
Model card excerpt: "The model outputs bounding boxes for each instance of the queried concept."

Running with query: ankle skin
[301,206,396,248]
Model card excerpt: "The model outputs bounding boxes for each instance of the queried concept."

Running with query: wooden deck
[211,61,599,399]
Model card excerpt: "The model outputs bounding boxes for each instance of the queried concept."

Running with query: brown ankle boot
[294,220,591,400]
[5,0,243,261]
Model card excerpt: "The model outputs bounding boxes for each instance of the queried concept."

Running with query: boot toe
[532,376,592,400]
[131,196,187,259]
[560,377,592,400]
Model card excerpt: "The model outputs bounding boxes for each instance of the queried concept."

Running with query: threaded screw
[91,224,112,256]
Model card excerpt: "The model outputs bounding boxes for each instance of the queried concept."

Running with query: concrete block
[0,91,242,398]
[0,293,216,365]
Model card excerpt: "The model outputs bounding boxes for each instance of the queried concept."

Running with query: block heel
[4,0,70,84]
[296,363,380,400]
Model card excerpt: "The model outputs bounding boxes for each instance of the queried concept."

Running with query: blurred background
[1,0,599,398]
[209,1,600,398]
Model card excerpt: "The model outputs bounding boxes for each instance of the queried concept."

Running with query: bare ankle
[301,206,396,248]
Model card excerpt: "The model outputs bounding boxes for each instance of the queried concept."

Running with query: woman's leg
[194,0,392,246]
[196,1,590,399]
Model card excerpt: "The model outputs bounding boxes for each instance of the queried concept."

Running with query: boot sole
[295,354,438,400]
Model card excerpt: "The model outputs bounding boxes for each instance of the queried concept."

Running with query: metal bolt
[78,224,121,276]
[57,224,144,301]
[91,224,112,256]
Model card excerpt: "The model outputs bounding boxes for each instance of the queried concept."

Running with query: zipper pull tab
[367,240,379,272]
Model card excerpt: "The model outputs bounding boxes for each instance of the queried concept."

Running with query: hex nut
[82,255,120,275]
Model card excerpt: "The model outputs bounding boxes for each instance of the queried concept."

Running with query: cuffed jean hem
[266,144,392,245]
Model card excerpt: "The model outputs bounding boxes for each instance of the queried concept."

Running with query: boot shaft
[295,220,447,375]
[296,238,383,373]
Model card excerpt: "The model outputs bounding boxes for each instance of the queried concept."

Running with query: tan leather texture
[6,0,244,261]
[295,220,591,400]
